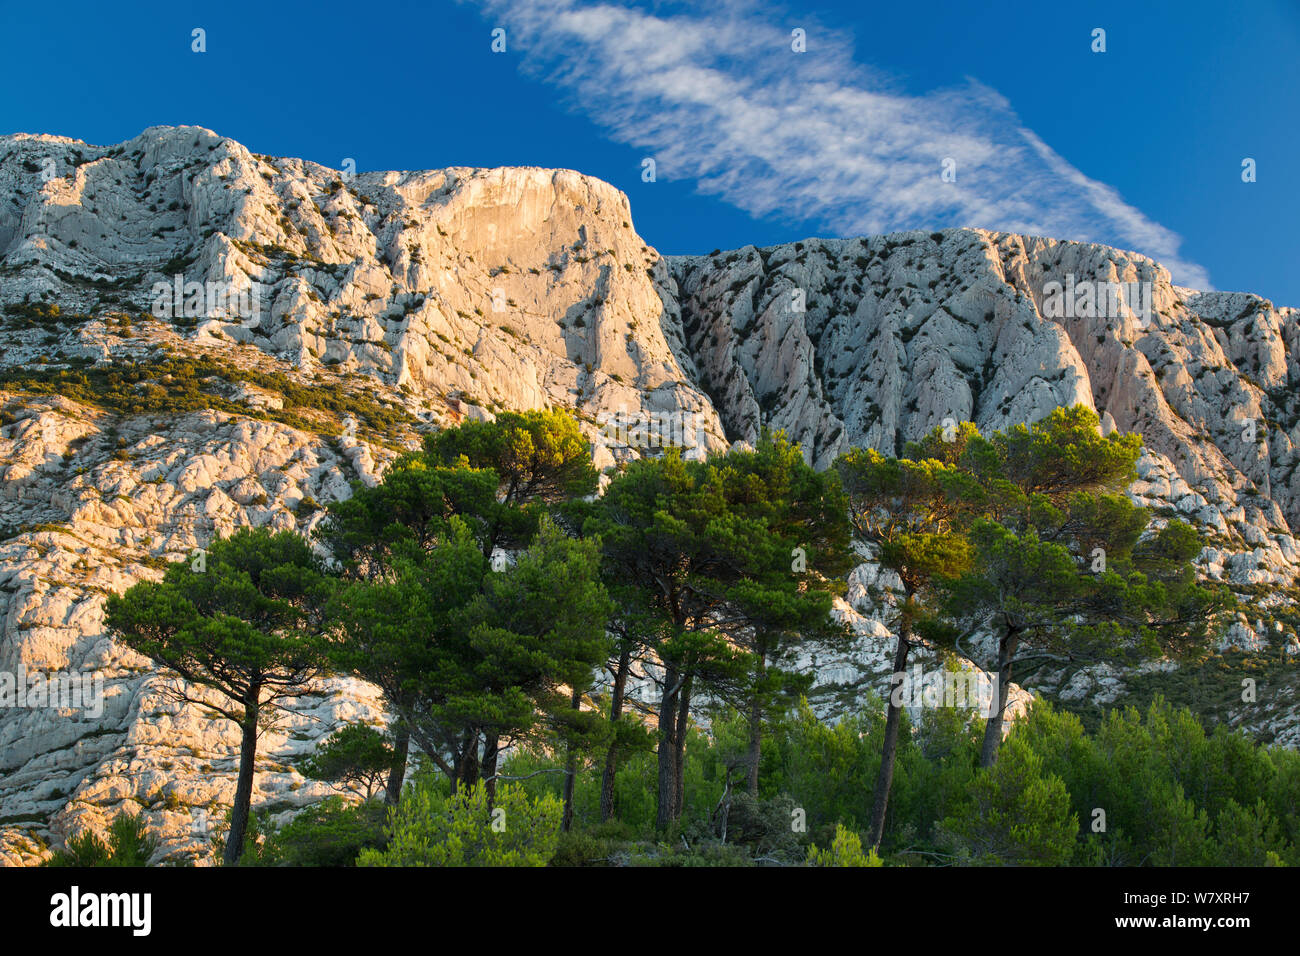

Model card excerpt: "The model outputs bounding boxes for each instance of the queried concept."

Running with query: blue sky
[2,0,1297,305]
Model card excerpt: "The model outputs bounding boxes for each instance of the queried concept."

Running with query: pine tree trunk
[600,647,631,822]
[481,733,500,804]
[980,627,1020,768]
[561,687,582,832]
[867,596,914,850]
[656,667,680,830]
[672,675,693,819]
[746,649,766,796]
[224,699,260,866]
[384,722,410,806]
[456,734,481,790]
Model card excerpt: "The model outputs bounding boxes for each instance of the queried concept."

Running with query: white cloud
[479,0,1213,289]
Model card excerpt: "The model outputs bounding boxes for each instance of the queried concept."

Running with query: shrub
[45,813,157,867]
[937,736,1077,866]
[251,798,387,867]
[359,777,562,867]
[807,824,882,867]
[718,791,804,861]
[298,724,396,799]
[0,354,418,445]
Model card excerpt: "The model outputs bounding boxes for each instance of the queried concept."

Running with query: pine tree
[319,410,604,800]
[938,407,1219,766]
[836,426,978,848]
[299,724,398,801]
[581,435,849,827]
[105,528,329,864]
[712,432,853,797]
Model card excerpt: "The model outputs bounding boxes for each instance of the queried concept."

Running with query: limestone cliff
[0,127,1296,864]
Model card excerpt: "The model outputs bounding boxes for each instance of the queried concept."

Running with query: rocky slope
[0,126,1296,864]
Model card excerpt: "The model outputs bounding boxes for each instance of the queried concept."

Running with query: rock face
[671,234,1300,534]
[0,127,1297,864]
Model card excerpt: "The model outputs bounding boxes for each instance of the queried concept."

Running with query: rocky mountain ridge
[0,126,1296,865]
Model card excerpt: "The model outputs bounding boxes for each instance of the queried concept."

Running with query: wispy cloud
[476,0,1213,289]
